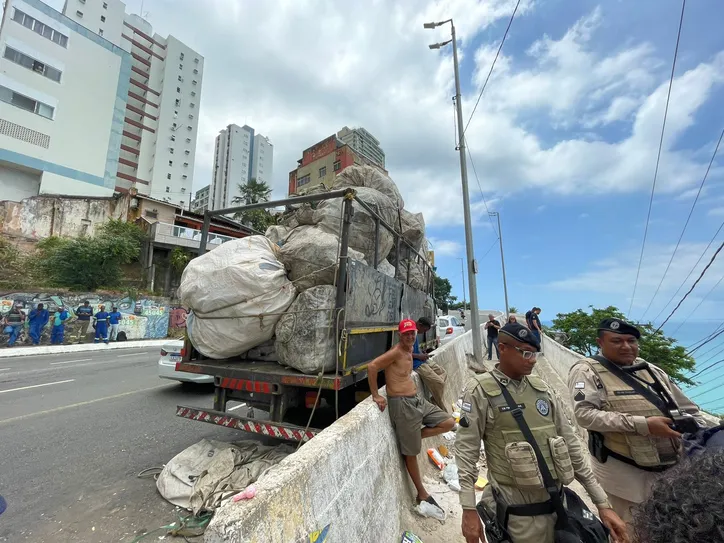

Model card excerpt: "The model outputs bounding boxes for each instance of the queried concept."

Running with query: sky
[41,0,724,405]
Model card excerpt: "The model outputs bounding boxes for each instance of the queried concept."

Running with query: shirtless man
[368,318,455,506]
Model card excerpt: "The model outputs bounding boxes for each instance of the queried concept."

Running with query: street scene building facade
[190,184,209,214]
[337,126,385,168]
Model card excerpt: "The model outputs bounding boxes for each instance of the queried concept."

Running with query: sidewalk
[0,338,176,358]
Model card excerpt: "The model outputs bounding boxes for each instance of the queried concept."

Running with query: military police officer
[458,322,628,543]
[567,318,708,525]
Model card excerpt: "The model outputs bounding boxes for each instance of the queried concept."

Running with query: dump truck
[174,188,437,443]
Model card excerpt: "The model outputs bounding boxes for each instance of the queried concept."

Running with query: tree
[509,306,519,313]
[550,305,696,386]
[232,178,277,232]
[433,274,457,311]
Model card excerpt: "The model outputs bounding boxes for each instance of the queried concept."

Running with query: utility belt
[588,431,672,473]
[477,487,562,543]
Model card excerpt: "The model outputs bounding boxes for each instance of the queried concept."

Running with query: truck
[174,188,437,443]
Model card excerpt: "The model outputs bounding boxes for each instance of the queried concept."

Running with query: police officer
[567,318,708,526]
[458,322,628,543]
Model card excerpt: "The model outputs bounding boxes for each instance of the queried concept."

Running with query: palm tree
[232,178,272,206]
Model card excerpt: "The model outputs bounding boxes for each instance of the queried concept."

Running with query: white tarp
[275,285,338,374]
[331,165,405,209]
[177,236,297,359]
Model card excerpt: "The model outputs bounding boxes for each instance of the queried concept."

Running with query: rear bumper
[158,360,214,384]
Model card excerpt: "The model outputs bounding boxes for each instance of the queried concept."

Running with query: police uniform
[567,318,707,523]
[457,323,610,543]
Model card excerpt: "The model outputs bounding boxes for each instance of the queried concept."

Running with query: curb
[0,338,180,358]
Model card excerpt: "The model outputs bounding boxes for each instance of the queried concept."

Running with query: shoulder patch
[526,375,549,392]
[479,373,502,397]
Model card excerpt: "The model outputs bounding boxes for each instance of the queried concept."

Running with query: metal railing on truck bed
[177,188,437,442]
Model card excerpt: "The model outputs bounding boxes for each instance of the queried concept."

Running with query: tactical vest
[582,358,679,468]
[479,373,574,489]
[6,312,22,325]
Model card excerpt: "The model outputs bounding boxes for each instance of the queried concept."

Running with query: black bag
[493,377,609,543]
[116,331,127,342]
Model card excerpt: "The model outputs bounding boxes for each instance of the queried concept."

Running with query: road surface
[0,346,247,543]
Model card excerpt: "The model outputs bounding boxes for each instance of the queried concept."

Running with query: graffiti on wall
[169,306,189,329]
[0,292,171,344]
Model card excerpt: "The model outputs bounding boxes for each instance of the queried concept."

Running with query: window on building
[180,53,185,60]
[190,102,195,108]
[176,87,181,93]
[0,84,54,119]
[169,160,173,166]
[103,2,108,8]
[166,174,171,180]
[188,114,193,119]
[144,209,157,219]
[333,160,341,172]
[172,123,177,129]
[182,174,188,179]
[13,9,69,48]
[177,75,183,82]
[185,150,190,155]
[170,135,176,141]
[319,166,326,178]
[76,10,83,17]
[193,69,198,74]
[297,175,311,187]
[181,187,186,193]
[3,47,62,83]
[186,126,192,131]
[100,15,106,22]
[194,57,199,63]
[192,80,197,85]
[190,91,196,97]
[179,63,183,70]
[99,28,103,36]
[185,138,191,143]
[175,99,180,107]
[183,162,189,167]
[166,186,170,192]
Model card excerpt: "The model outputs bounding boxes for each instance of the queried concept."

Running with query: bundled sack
[388,209,426,265]
[313,186,397,265]
[279,204,316,229]
[265,225,290,247]
[331,164,405,209]
[275,285,338,374]
[278,226,365,291]
[178,236,296,359]
[378,259,395,278]
[396,258,429,291]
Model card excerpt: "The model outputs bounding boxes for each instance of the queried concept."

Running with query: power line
[463,0,522,135]
[689,378,724,400]
[628,0,687,316]
[465,144,499,236]
[671,273,724,336]
[639,127,724,321]
[481,238,500,260]
[690,356,724,379]
[655,239,724,333]
[687,326,724,356]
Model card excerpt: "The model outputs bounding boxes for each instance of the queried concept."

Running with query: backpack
[116,331,128,342]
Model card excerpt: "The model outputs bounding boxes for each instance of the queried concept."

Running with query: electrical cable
[465,144,499,236]
[628,0,687,317]
[689,378,724,400]
[671,274,724,336]
[685,369,724,392]
[463,0,522,135]
[690,355,724,379]
[687,326,724,356]
[639,127,724,321]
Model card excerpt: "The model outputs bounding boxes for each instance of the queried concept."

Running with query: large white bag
[177,236,296,359]
[331,165,405,209]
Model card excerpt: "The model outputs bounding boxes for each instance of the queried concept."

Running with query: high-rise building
[210,124,273,211]
[63,0,204,209]
[190,184,209,214]
[0,0,130,201]
[337,126,385,168]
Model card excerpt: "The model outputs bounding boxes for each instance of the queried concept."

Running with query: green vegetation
[232,178,277,233]
[170,247,192,275]
[549,305,696,386]
[433,274,457,311]
[509,306,519,313]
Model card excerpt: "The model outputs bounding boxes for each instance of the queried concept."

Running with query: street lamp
[489,212,509,318]
[424,18,484,364]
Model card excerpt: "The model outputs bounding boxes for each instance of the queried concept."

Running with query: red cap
[399,319,417,333]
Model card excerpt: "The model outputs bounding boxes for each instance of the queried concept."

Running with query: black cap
[598,318,641,339]
[500,322,541,351]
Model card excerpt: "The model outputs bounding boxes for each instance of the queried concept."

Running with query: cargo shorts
[388,395,450,456]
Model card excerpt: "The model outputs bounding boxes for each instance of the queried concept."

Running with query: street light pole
[425,19,483,363]
[490,212,509,318]
[457,257,467,312]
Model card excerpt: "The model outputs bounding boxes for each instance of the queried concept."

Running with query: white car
[437,315,466,346]
[157,339,214,384]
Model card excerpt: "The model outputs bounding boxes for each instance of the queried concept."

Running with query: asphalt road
[0,346,247,543]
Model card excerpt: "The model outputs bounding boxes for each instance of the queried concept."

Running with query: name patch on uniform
[536,398,550,416]
[614,390,637,396]
[461,402,472,413]
[574,382,585,389]
[574,390,585,402]
[498,403,525,412]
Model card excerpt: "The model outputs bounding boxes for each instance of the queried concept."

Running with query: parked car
[158,339,214,384]
[437,315,466,346]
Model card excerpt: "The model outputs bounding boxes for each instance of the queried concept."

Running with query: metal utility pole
[425,19,483,363]
[457,257,467,312]
[490,212,509,318]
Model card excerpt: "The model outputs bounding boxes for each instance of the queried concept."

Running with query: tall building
[210,124,273,211]
[190,184,209,214]
[288,132,387,196]
[0,0,130,201]
[63,0,204,208]
[337,126,385,168]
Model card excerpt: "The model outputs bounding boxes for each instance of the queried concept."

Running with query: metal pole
[451,22,483,363]
[458,257,466,312]
[492,212,510,318]
[198,210,211,255]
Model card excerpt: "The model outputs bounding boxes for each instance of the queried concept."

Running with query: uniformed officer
[567,318,708,526]
[458,322,628,543]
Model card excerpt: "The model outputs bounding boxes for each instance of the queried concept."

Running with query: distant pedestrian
[93,305,110,344]
[484,314,501,360]
[526,306,543,342]
[28,303,49,345]
[3,305,26,347]
[459,308,465,321]
[75,300,93,343]
[507,315,517,324]
[51,306,70,345]
[108,306,122,341]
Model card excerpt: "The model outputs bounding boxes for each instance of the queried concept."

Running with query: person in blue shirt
[108,306,123,341]
[28,303,50,345]
[93,305,111,344]
[412,316,448,412]
[75,300,94,343]
[50,306,70,345]
[3,305,26,347]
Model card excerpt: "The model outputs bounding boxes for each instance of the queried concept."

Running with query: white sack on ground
[331,164,405,209]
[275,285,338,374]
[313,186,397,265]
[156,439,293,514]
[264,225,290,247]
[278,226,365,291]
[178,236,296,359]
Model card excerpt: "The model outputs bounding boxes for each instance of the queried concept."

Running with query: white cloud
[428,237,463,256]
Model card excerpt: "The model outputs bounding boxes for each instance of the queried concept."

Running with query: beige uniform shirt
[568,357,706,502]
[457,367,609,510]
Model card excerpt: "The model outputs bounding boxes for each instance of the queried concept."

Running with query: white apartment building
[190,184,209,214]
[0,0,130,201]
[210,124,273,211]
[63,0,204,208]
[337,126,385,168]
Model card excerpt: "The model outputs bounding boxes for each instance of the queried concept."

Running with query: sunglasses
[512,346,543,360]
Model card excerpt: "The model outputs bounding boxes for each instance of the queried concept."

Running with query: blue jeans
[51,324,65,344]
[531,330,541,343]
[29,322,44,345]
[94,322,109,343]
[6,324,22,347]
[487,336,499,360]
